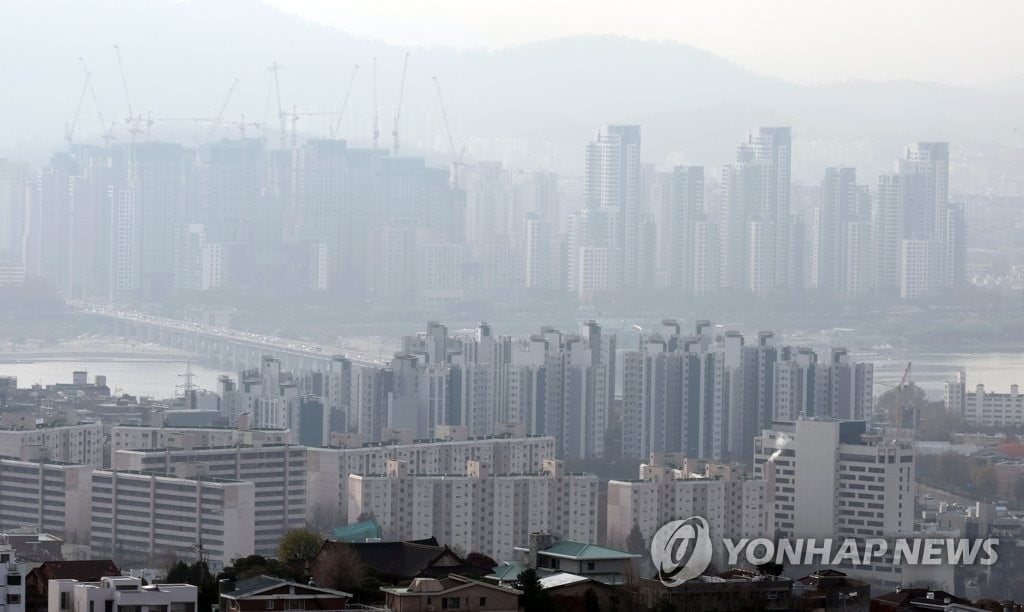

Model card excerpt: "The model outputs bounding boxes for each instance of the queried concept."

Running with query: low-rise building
[0,546,27,612]
[640,569,793,611]
[26,561,120,604]
[218,576,351,612]
[381,575,519,612]
[47,576,196,612]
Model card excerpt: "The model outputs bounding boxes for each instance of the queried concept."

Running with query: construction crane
[875,361,913,429]
[330,64,359,139]
[64,57,92,147]
[75,57,117,148]
[208,78,240,139]
[392,52,410,155]
[432,75,466,186]
[113,44,144,140]
[268,61,287,149]
[372,57,380,151]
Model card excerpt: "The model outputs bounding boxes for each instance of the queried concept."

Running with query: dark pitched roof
[223,575,351,599]
[320,538,448,580]
[872,588,972,609]
[30,560,120,582]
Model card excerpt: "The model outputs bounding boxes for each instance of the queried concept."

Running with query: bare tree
[311,543,365,592]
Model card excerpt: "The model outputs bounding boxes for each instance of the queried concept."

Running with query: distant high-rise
[742,127,792,290]
[812,167,858,291]
[584,125,641,289]
[666,166,704,293]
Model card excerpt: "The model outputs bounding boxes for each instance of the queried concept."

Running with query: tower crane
[330,64,359,139]
[268,61,287,149]
[65,57,92,147]
[874,361,913,428]
[392,52,410,155]
[113,44,144,139]
[432,76,466,186]
[75,57,116,148]
[208,78,240,139]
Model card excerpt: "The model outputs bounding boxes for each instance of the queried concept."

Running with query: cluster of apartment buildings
[0,125,965,304]
[554,127,965,301]
[621,320,873,463]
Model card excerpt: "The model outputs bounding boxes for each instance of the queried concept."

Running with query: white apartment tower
[348,458,597,561]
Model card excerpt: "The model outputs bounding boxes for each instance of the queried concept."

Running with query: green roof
[539,541,639,561]
[331,519,382,542]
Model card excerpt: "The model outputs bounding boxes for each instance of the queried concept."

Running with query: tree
[277,528,324,563]
[756,560,784,576]
[972,465,1000,500]
[1013,475,1024,508]
[466,552,497,570]
[166,560,217,612]
[310,543,365,592]
[517,568,551,612]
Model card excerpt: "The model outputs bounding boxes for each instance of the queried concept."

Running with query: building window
[441,597,460,609]
[7,574,21,586]
[284,601,305,610]
[8,594,22,605]
[586,562,595,571]
[479,597,487,606]
[265,601,274,610]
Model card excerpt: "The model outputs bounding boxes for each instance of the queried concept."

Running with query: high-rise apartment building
[348,458,597,561]
[753,419,915,584]
[111,445,306,557]
[0,422,104,467]
[0,458,92,544]
[621,323,872,464]
[583,125,641,290]
[606,457,769,565]
[90,470,255,568]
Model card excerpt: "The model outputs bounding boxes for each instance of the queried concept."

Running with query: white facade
[606,461,769,565]
[753,419,914,540]
[0,422,104,467]
[900,238,932,298]
[946,371,1024,427]
[0,459,92,544]
[110,445,304,557]
[305,433,557,527]
[348,458,597,561]
[0,547,27,612]
[110,425,293,454]
[48,577,196,612]
[90,470,255,569]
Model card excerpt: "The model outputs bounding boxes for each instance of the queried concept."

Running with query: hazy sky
[265,0,1023,88]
